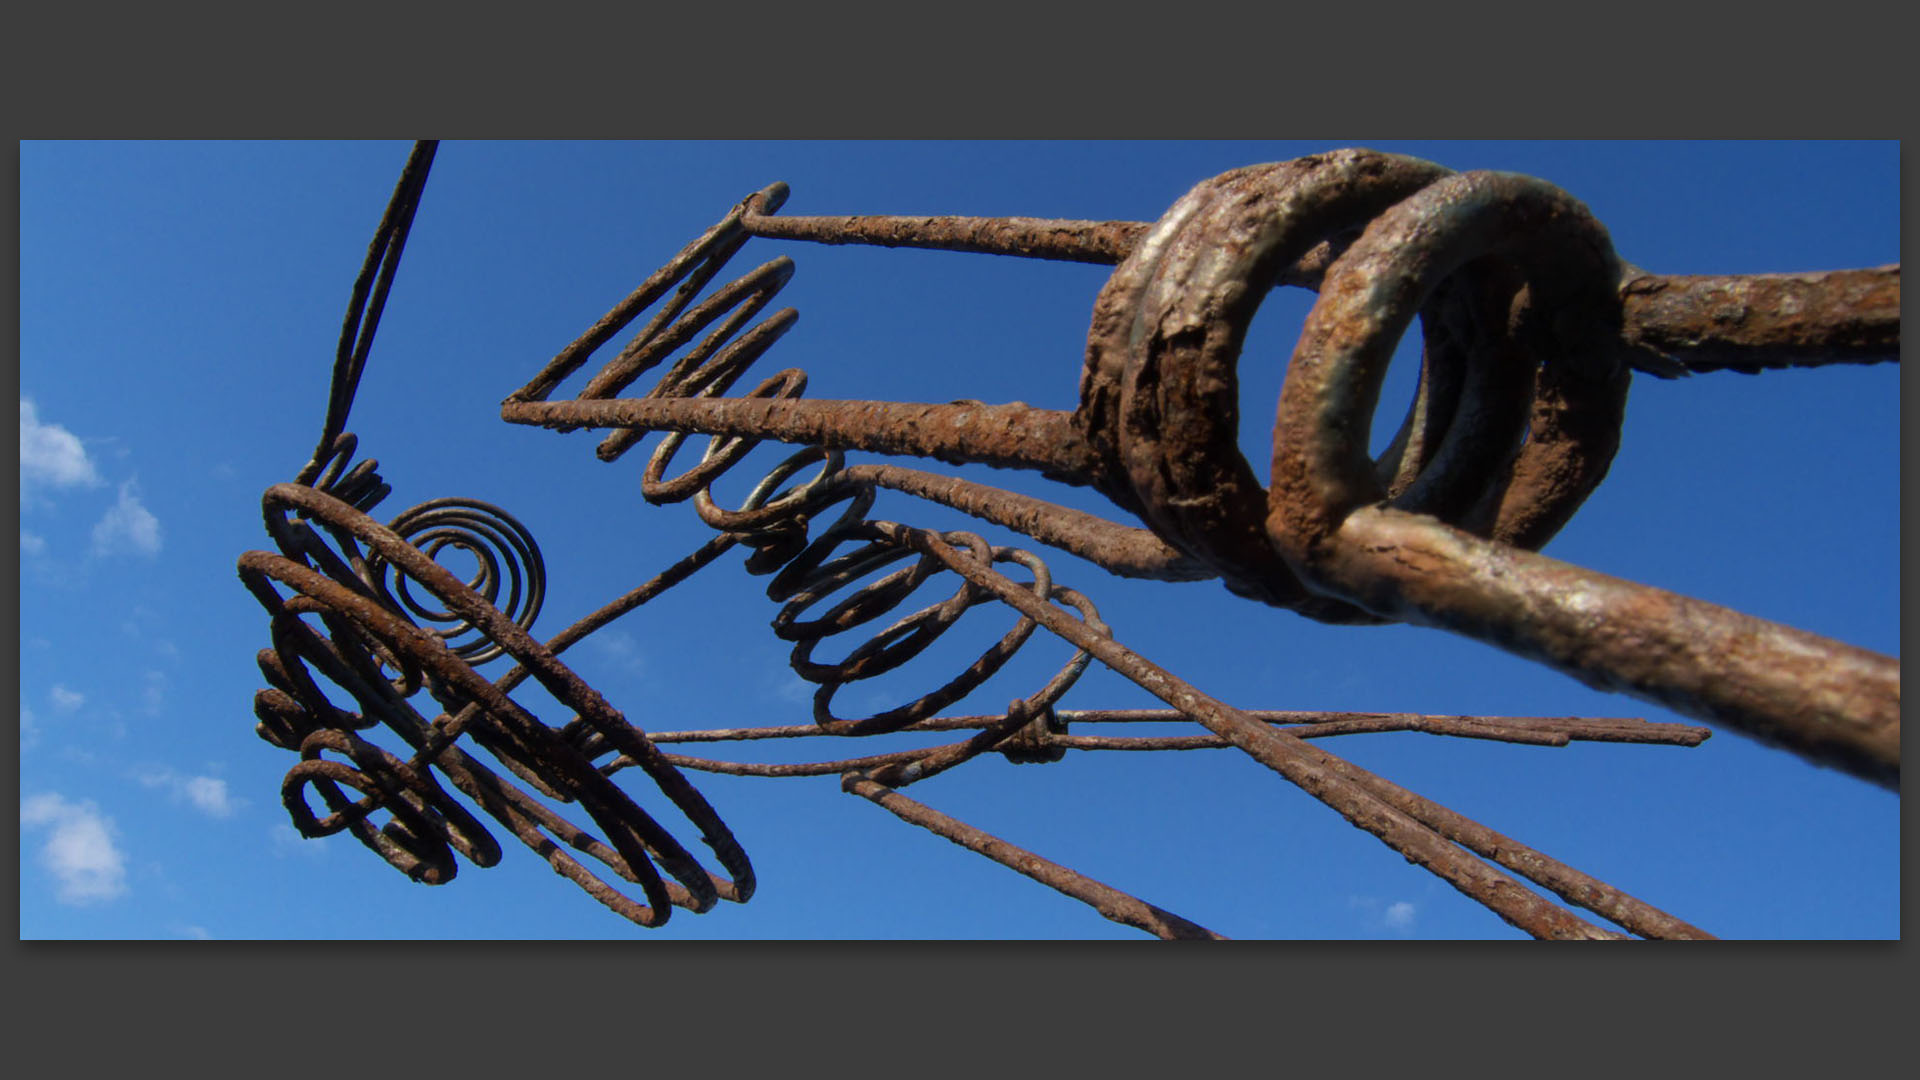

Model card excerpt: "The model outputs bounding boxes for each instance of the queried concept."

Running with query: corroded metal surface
[242,141,1898,939]
[1618,265,1900,372]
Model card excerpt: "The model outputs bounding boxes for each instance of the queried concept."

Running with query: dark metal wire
[305,140,438,475]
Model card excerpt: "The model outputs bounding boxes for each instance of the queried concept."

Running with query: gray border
[6,3,1909,1073]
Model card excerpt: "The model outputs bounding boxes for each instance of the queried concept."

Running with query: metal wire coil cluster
[244,484,753,925]
[241,141,1898,939]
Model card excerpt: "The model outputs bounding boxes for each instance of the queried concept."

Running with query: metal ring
[1267,170,1629,599]
[1077,150,1452,619]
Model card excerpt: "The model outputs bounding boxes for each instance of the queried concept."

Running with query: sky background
[15,140,1899,940]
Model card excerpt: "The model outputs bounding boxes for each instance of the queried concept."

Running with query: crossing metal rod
[612,712,1704,776]
[1303,507,1900,786]
[841,773,1229,941]
[739,200,1900,375]
[501,396,1097,478]
[636,710,1709,747]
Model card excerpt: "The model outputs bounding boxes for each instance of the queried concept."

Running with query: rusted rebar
[842,772,1228,941]
[739,190,1901,375]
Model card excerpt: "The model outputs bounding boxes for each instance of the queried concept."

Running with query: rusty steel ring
[1077,152,1633,626]
[1268,170,1629,582]
[259,611,381,737]
[1079,150,1456,619]
[282,756,458,883]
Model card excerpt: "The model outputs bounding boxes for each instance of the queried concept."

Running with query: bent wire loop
[243,141,1897,939]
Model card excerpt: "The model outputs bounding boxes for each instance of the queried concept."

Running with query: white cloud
[91,480,163,557]
[587,629,649,676]
[50,684,85,712]
[772,672,814,705]
[183,776,238,818]
[19,399,102,495]
[58,745,103,768]
[272,823,326,859]
[21,706,40,751]
[21,793,129,904]
[1383,901,1417,930]
[175,925,214,940]
[1349,894,1419,936]
[856,686,899,714]
[142,670,166,714]
[134,765,242,819]
[21,530,47,556]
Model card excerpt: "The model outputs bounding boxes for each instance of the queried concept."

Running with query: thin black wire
[301,140,439,477]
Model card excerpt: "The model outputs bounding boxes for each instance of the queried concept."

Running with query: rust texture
[1618,265,1899,372]
[242,141,1896,939]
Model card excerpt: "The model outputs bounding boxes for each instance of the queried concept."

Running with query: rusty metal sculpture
[240,141,1898,939]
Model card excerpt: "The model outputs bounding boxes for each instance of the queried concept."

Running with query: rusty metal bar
[841,772,1228,940]
[609,707,1709,781]
[741,207,1148,264]
[741,195,1899,376]
[1308,507,1899,785]
[502,395,1097,477]
[845,464,1213,581]
[636,710,1707,749]
[1618,265,1900,372]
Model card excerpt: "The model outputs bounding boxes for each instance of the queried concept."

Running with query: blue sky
[16,140,1898,939]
